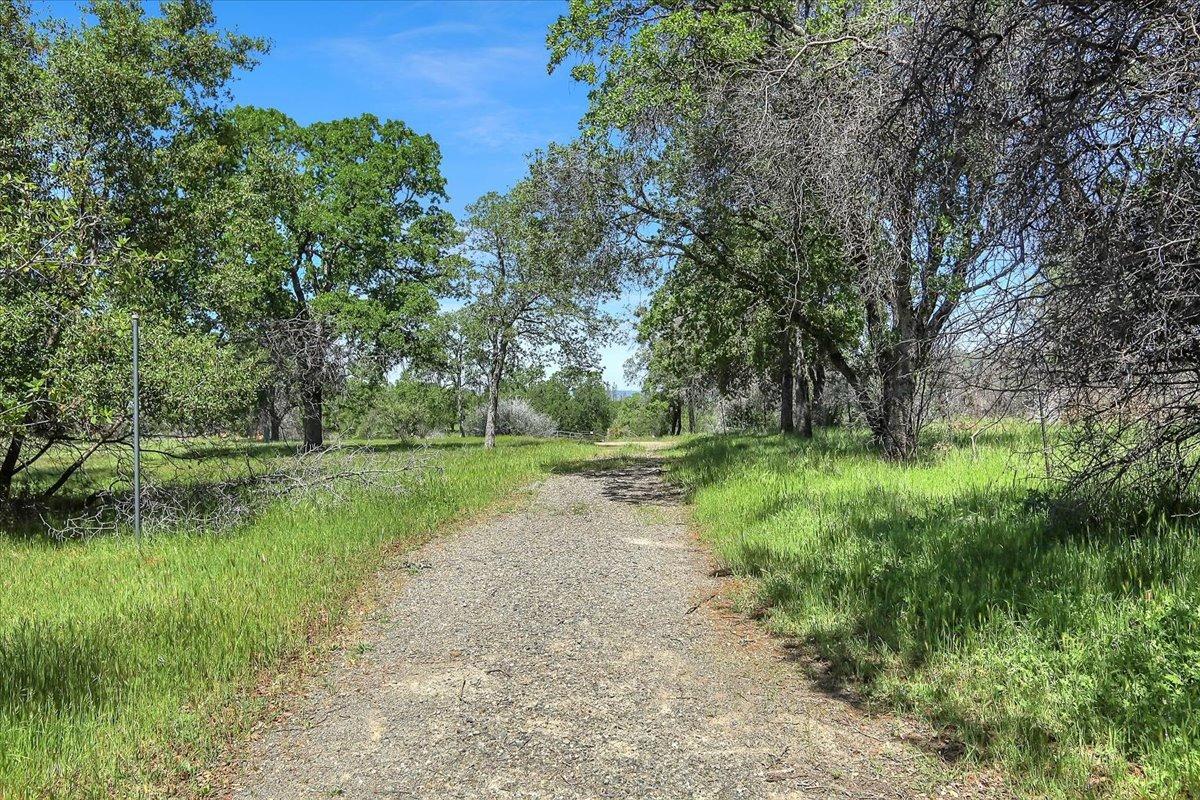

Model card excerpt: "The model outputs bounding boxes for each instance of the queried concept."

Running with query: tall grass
[671,427,1200,798]
[0,437,594,798]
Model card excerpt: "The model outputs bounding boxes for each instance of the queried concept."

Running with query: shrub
[609,393,669,437]
[673,427,1200,797]
[331,379,454,439]
[525,368,613,434]
[470,397,556,437]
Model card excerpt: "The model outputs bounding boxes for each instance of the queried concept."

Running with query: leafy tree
[329,377,453,440]
[550,0,1038,457]
[0,0,263,502]
[462,150,621,449]
[414,307,489,436]
[609,393,670,438]
[223,106,457,449]
[526,367,612,435]
[547,8,861,437]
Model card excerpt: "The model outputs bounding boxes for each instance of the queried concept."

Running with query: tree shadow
[1,436,569,543]
[550,455,687,506]
[723,477,1200,761]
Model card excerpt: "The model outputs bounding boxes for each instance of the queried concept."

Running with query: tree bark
[794,308,920,457]
[0,405,38,503]
[0,432,23,504]
[456,383,466,437]
[810,361,826,426]
[37,438,107,501]
[795,333,814,438]
[301,384,323,451]
[779,323,794,434]
[256,387,280,443]
[876,342,918,459]
[484,338,507,450]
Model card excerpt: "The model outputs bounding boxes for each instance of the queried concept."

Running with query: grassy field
[0,437,595,798]
[670,427,1200,799]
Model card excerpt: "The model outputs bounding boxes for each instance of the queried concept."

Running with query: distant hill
[609,389,638,400]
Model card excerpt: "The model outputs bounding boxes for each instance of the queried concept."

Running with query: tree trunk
[876,343,918,459]
[256,388,268,441]
[795,333,814,438]
[484,376,500,449]
[0,432,23,504]
[484,339,506,450]
[668,399,682,436]
[0,404,40,503]
[687,391,696,434]
[799,376,814,438]
[456,384,466,437]
[779,323,794,434]
[810,362,826,426]
[38,438,106,501]
[793,296,924,455]
[256,387,278,443]
[301,385,323,451]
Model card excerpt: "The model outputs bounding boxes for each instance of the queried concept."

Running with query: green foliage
[462,150,623,446]
[329,379,455,439]
[0,0,264,497]
[0,438,596,798]
[637,259,770,398]
[672,428,1200,797]
[224,105,457,378]
[525,368,612,434]
[548,0,768,131]
[609,393,669,438]
[1,0,461,477]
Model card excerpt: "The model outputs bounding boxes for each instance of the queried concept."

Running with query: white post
[131,312,141,545]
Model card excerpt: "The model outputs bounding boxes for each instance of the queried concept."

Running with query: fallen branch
[44,443,431,541]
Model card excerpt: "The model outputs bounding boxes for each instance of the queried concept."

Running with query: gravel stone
[231,458,1005,799]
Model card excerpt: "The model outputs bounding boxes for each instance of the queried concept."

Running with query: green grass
[0,436,595,798]
[669,427,1200,799]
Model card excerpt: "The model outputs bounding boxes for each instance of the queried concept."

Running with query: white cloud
[458,108,554,151]
[312,24,562,151]
[322,37,542,105]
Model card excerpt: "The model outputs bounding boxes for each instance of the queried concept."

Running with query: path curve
[232,458,1003,799]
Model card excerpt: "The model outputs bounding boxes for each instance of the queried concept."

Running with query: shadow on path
[551,456,686,507]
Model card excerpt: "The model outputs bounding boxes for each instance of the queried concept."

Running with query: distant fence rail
[553,430,603,442]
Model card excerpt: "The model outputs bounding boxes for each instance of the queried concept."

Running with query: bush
[525,368,613,434]
[470,397,556,437]
[331,379,454,439]
[609,393,669,437]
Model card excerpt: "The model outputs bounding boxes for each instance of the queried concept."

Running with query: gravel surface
[231,457,1005,799]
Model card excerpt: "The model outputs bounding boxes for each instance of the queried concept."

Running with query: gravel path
[232,457,1003,799]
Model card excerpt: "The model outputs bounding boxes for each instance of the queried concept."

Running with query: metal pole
[132,312,141,545]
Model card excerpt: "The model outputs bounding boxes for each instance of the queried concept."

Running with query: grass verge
[0,436,594,798]
[669,427,1200,798]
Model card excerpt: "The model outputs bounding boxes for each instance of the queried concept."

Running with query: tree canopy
[0,0,263,500]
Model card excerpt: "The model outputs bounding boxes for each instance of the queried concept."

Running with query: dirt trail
[231,457,1003,799]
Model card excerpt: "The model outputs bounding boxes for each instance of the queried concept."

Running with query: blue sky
[40,0,643,388]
